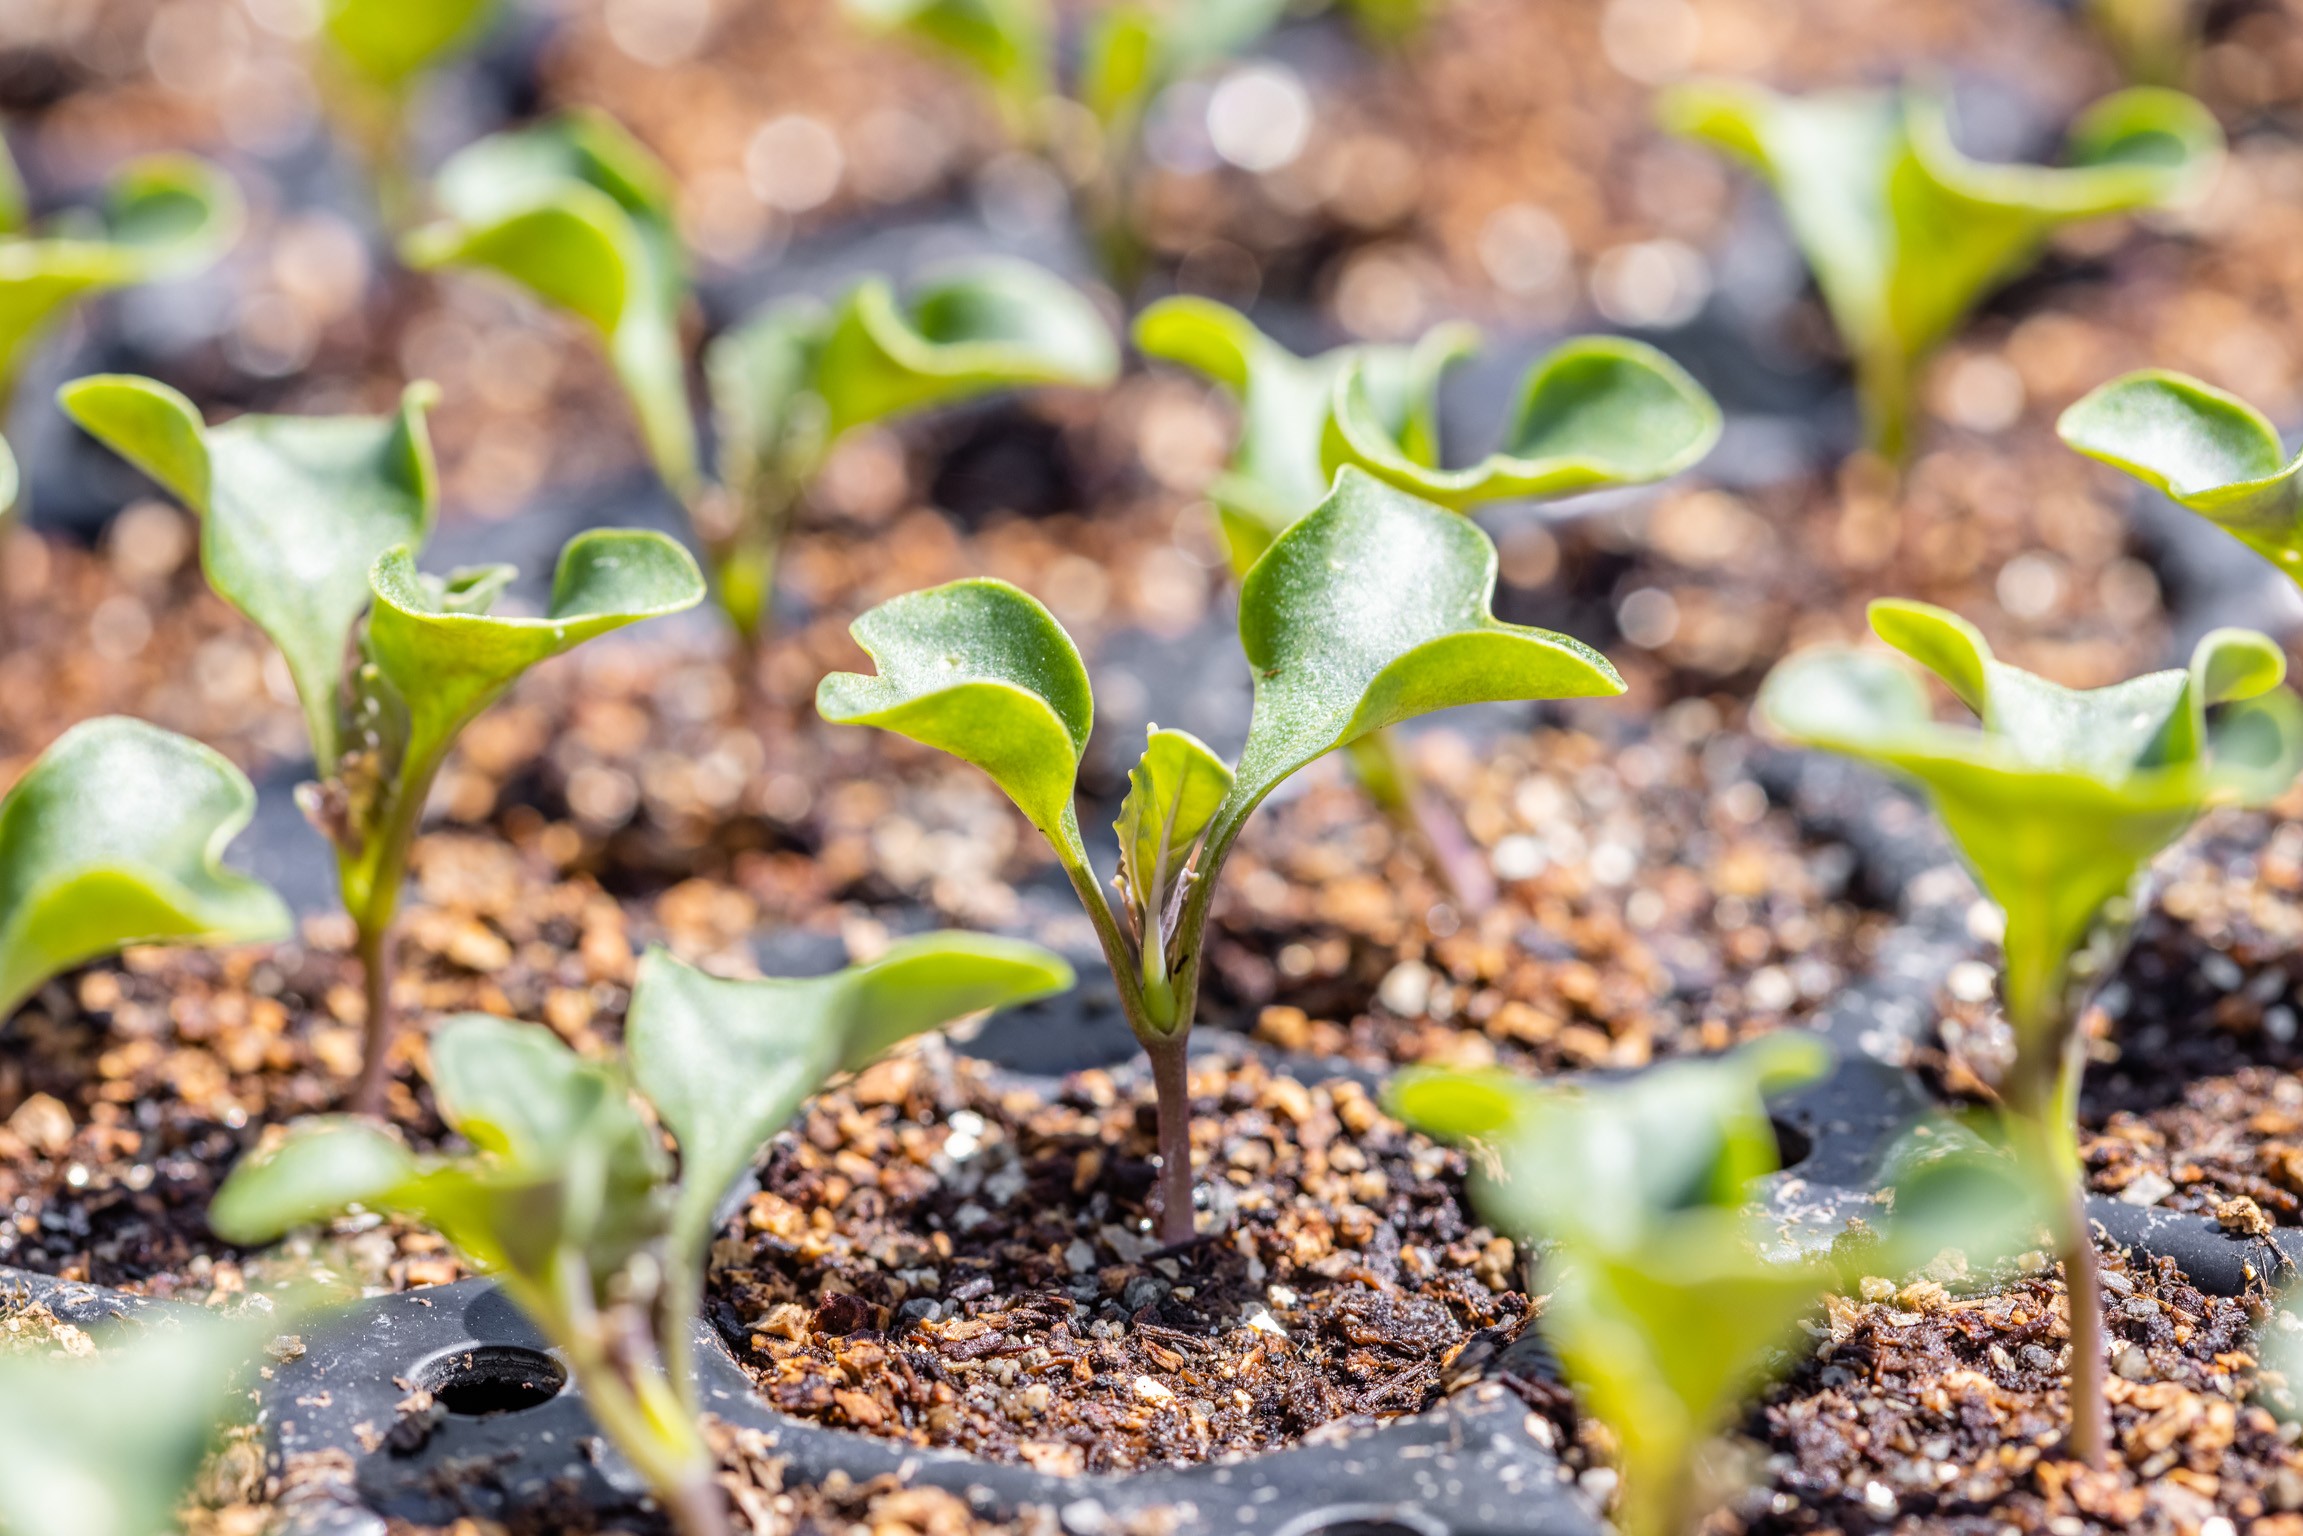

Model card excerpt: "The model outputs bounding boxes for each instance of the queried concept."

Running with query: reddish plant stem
[1146,1033,1195,1246]
[664,1471,731,1536]
[2058,1178,2111,1467]
[350,919,397,1117]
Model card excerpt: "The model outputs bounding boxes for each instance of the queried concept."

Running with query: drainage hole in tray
[1772,1116,1814,1172]
[1273,1512,1449,1536]
[416,1345,567,1417]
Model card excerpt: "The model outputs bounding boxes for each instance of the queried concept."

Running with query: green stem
[1857,344,1916,467]
[1344,730,1496,913]
[337,745,444,1115]
[349,918,398,1117]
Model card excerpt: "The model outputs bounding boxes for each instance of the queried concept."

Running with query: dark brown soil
[709,1047,1525,1472]
[1744,1245,2303,1536]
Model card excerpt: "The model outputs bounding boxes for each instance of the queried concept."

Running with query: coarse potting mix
[7,2,2303,1536]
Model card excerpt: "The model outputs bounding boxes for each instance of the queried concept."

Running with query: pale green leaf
[1114,726,1234,927]
[628,936,1072,1263]
[0,1309,273,1536]
[1228,468,1624,809]
[1083,0,1289,135]
[1325,335,1720,510]
[816,578,1094,842]
[2058,369,2303,583]
[0,431,16,518]
[207,1118,418,1242]
[407,112,697,495]
[322,0,496,91]
[812,260,1119,440]
[1664,80,2222,457]
[0,717,289,1019]
[1759,599,2303,1034]
[705,298,830,513]
[0,154,241,400]
[61,376,439,770]
[843,0,1053,127]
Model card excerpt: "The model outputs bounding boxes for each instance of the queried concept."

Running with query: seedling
[1136,297,1717,905]
[818,467,1626,1242]
[212,934,1071,1536]
[1758,598,2303,1463]
[405,112,1116,638]
[2090,0,2201,85]
[1661,81,2223,461]
[2058,370,2303,589]
[843,0,1288,286]
[0,1308,278,1536]
[0,715,289,1020]
[312,0,499,218]
[1387,1036,1834,1536]
[59,373,705,1113]
[0,136,240,412]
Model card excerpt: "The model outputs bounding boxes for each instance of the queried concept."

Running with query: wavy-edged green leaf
[0,717,289,1019]
[322,0,496,92]
[0,154,241,400]
[1759,599,2303,1032]
[1325,335,1721,510]
[1663,80,2223,457]
[2059,368,2303,583]
[406,112,696,495]
[628,936,1072,1263]
[1114,726,1233,931]
[843,0,1054,129]
[364,529,706,790]
[208,1117,418,1242]
[813,260,1118,441]
[1228,468,1624,809]
[60,376,438,769]
[1386,1032,1828,1253]
[816,578,1094,842]
[1136,298,1456,571]
[0,1307,275,1536]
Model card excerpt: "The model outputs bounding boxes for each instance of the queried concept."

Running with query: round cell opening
[1273,1510,1449,1536]
[1772,1115,1814,1172]
[414,1344,567,1418]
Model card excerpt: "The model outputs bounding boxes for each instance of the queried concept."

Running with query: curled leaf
[0,152,242,400]
[0,717,289,1019]
[1114,725,1234,937]
[1663,80,2222,457]
[60,375,439,769]
[812,260,1119,440]
[2058,369,2303,582]
[321,0,496,92]
[1229,468,1624,809]
[406,111,696,495]
[628,936,1073,1264]
[1324,335,1721,510]
[816,578,1094,842]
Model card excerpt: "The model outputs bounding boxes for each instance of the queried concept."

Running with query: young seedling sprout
[1387,1037,1835,1536]
[0,136,241,414]
[212,934,1071,1536]
[402,110,1117,639]
[841,0,1288,286]
[59,374,706,1113]
[1759,598,2303,1464]
[818,467,1626,1242]
[1661,81,2223,462]
[2089,0,2202,85]
[1136,297,1718,907]
[0,1306,282,1536]
[2059,370,2303,588]
[0,716,290,1021]
[310,0,498,219]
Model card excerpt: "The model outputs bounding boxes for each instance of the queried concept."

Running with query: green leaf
[1663,80,2222,458]
[60,376,439,770]
[0,717,289,1020]
[2058,369,2303,583]
[1227,468,1624,810]
[2088,0,2200,86]
[362,529,706,799]
[207,1118,418,1242]
[816,578,1094,843]
[1759,599,2303,1035]
[1114,726,1234,933]
[627,936,1072,1264]
[1082,0,1290,136]
[0,154,241,402]
[705,298,831,513]
[1386,1032,1828,1252]
[406,111,697,496]
[0,1309,273,1536]
[1324,335,1721,511]
[843,0,1054,129]
[812,260,1119,440]
[322,0,496,92]
[0,430,16,518]
[1137,298,1444,571]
